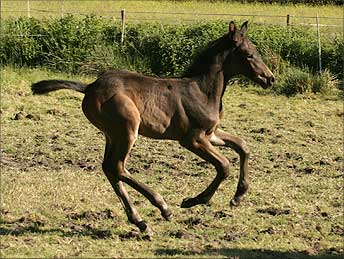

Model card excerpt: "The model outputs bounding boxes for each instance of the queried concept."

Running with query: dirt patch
[238,103,247,109]
[195,161,211,168]
[1,154,20,169]
[158,160,178,170]
[12,112,25,120]
[250,127,271,134]
[331,225,344,236]
[223,231,245,241]
[0,213,46,236]
[25,114,40,121]
[61,222,113,239]
[67,209,116,221]
[0,209,10,216]
[336,111,344,117]
[301,166,316,174]
[119,230,152,241]
[214,210,232,219]
[12,112,40,121]
[259,226,276,234]
[119,230,140,240]
[256,207,290,216]
[168,229,201,240]
[47,108,67,116]
[76,160,96,171]
[15,215,45,226]
[181,216,209,229]
[305,120,315,127]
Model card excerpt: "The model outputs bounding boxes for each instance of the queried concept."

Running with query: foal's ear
[241,21,249,35]
[229,21,236,33]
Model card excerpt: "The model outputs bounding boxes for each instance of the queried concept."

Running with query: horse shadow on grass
[0,212,114,240]
[156,247,343,259]
[0,222,113,240]
[1,215,343,258]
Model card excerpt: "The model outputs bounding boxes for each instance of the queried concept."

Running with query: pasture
[1,0,343,29]
[1,67,343,258]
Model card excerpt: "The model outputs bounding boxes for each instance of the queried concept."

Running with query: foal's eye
[247,54,254,59]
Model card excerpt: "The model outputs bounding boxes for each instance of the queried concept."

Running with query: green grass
[1,66,343,258]
[2,0,342,27]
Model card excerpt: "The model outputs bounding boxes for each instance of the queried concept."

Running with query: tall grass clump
[273,59,339,96]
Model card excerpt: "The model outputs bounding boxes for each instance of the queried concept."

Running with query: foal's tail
[31,80,87,95]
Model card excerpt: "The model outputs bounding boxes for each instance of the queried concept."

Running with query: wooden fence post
[316,14,322,73]
[120,9,126,46]
[286,14,290,26]
[27,0,30,18]
[61,0,64,17]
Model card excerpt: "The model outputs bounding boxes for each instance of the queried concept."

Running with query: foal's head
[225,21,275,88]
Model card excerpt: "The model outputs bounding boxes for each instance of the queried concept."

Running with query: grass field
[1,66,343,258]
[1,0,342,29]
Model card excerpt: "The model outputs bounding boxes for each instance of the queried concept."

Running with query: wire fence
[1,0,343,29]
[2,9,343,27]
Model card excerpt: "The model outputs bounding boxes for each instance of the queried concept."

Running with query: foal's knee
[217,159,230,179]
[240,139,250,158]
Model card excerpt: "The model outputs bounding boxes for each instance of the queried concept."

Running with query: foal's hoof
[230,197,241,207]
[137,221,154,239]
[162,208,173,221]
[181,197,198,208]
[141,226,154,241]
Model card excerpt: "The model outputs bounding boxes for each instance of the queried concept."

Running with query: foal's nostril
[268,76,275,86]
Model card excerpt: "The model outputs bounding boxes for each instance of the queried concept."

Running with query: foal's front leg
[179,130,230,208]
[211,128,250,206]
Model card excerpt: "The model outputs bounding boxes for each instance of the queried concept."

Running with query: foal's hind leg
[101,95,172,224]
[179,130,230,208]
[211,129,250,206]
[102,138,153,235]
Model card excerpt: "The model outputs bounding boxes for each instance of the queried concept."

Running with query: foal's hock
[32,21,274,235]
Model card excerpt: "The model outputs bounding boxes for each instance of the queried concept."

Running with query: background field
[1,67,343,258]
[1,0,343,28]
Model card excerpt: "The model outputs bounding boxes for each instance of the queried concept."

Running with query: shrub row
[0,16,342,94]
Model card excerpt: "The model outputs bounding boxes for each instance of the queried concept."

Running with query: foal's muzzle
[257,74,275,88]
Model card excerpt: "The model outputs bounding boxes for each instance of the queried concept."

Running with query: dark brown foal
[31,21,274,235]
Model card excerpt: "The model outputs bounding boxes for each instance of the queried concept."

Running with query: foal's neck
[195,51,230,108]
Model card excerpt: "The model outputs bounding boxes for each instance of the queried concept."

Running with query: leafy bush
[0,16,342,96]
[312,69,339,94]
[273,59,339,96]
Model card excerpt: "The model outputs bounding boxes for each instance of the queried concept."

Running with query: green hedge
[0,16,342,90]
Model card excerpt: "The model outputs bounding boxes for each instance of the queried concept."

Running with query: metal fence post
[121,9,126,47]
[27,0,30,18]
[316,14,322,73]
[286,14,290,26]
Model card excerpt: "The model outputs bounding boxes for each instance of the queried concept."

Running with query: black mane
[183,33,231,78]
